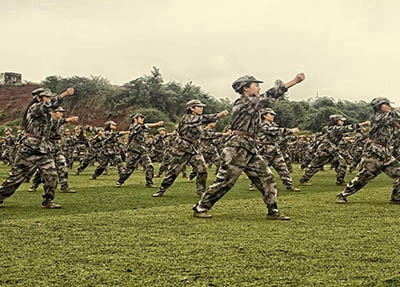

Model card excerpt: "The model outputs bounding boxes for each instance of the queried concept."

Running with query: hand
[158,121,164,126]
[69,116,79,123]
[217,110,229,117]
[294,73,305,83]
[360,121,370,126]
[66,88,75,96]
[292,127,300,134]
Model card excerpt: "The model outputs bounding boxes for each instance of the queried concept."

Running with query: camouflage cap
[370,97,391,108]
[158,127,166,132]
[54,106,65,112]
[329,114,346,122]
[260,108,276,116]
[133,113,145,119]
[38,88,55,98]
[74,125,82,130]
[186,100,206,109]
[105,120,117,127]
[4,127,12,132]
[232,75,263,93]
[31,88,46,97]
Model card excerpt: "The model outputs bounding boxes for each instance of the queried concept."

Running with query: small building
[0,72,22,85]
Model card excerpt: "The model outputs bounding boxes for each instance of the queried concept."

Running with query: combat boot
[287,186,301,192]
[28,186,37,192]
[299,181,312,186]
[146,183,158,188]
[60,186,76,193]
[115,181,123,188]
[266,203,290,220]
[266,212,290,221]
[152,191,164,197]
[193,210,212,218]
[335,194,348,204]
[89,175,97,180]
[42,201,62,209]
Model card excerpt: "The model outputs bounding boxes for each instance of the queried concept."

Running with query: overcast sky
[1,0,399,104]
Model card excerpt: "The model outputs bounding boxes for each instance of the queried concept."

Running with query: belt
[179,137,194,144]
[25,134,43,140]
[368,139,387,147]
[232,130,255,139]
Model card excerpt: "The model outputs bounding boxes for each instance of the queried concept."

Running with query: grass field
[1,163,400,286]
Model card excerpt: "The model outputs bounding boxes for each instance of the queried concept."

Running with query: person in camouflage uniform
[152,127,168,163]
[156,130,175,177]
[2,128,17,165]
[336,98,400,203]
[29,107,79,193]
[257,108,301,191]
[75,127,105,175]
[62,129,75,168]
[90,121,128,180]
[115,113,163,188]
[348,127,369,173]
[299,115,370,186]
[152,100,229,197]
[0,87,75,209]
[72,125,89,167]
[193,73,305,219]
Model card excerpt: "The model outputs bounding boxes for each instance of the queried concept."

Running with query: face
[244,82,261,96]
[380,103,391,113]
[110,124,117,130]
[337,120,344,126]
[264,113,275,122]
[75,128,81,134]
[53,111,64,119]
[159,130,166,135]
[191,106,204,115]
[98,130,104,136]
[136,117,144,124]
[41,95,51,102]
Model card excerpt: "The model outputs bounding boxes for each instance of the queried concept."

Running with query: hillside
[0,84,131,130]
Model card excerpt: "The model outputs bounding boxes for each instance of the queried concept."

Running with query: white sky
[1,0,399,104]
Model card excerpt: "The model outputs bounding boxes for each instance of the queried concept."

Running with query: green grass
[1,163,400,286]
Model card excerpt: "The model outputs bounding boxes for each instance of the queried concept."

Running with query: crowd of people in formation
[0,74,400,220]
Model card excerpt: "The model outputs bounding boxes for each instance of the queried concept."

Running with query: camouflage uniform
[76,131,104,174]
[0,89,63,207]
[152,131,168,163]
[2,131,16,165]
[72,129,89,166]
[299,118,360,185]
[337,100,400,203]
[62,132,75,168]
[257,117,296,190]
[194,76,289,216]
[116,122,155,187]
[157,132,174,177]
[155,102,219,196]
[92,130,124,179]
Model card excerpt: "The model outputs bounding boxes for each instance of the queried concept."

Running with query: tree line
[40,67,371,133]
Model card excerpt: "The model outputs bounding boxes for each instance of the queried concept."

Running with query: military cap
[186,100,206,109]
[104,121,117,127]
[4,128,12,132]
[74,125,82,130]
[370,97,391,108]
[158,127,166,132]
[260,108,276,116]
[38,88,55,98]
[133,113,145,119]
[232,75,263,93]
[329,114,346,122]
[31,88,46,97]
[54,106,65,112]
